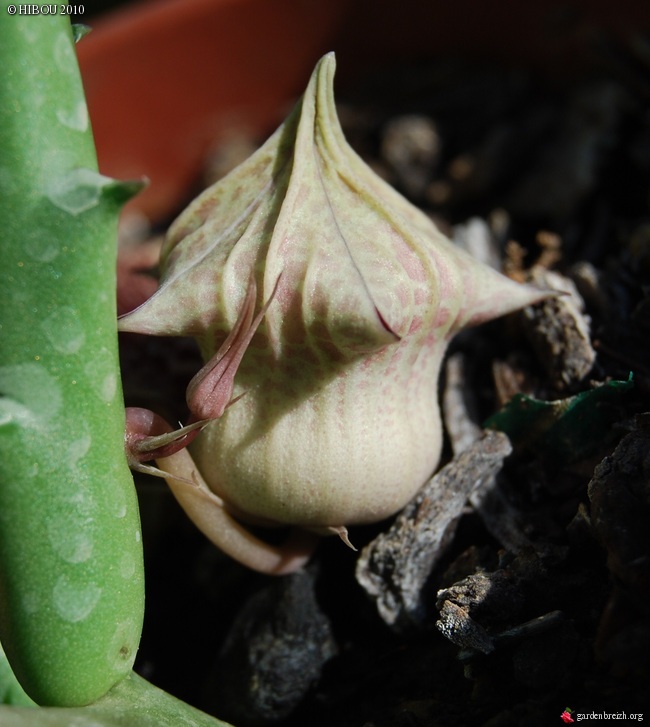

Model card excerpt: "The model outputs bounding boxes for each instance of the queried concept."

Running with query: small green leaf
[485,375,634,464]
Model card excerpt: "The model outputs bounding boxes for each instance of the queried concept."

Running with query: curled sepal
[125,407,208,475]
[187,275,278,421]
[126,408,317,574]
[126,275,277,469]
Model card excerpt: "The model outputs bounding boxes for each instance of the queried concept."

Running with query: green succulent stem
[0,13,144,706]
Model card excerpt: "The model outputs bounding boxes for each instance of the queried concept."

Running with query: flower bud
[120,53,545,543]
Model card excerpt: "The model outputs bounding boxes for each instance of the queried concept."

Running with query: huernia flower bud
[120,53,546,573]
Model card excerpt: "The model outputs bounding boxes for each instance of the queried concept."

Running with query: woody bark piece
[435,600,495,655]
[520,268,596,390]
[356,430,512,629]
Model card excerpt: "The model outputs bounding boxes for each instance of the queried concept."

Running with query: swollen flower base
[120,53,547,574]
